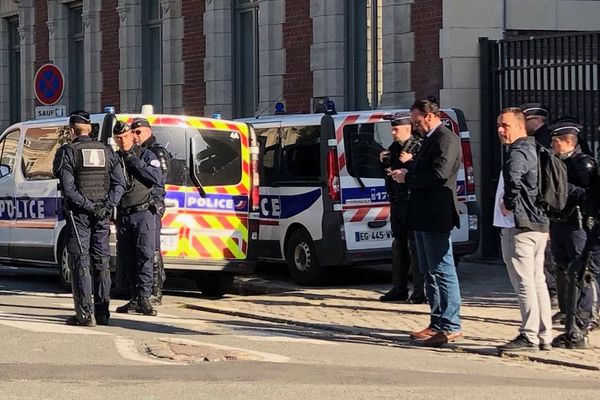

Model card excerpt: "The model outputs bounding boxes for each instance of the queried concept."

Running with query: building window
[68,5,84,111]
[233,0,259,118]
[142,0,163,112]
[346,0,383,110]
[8,17,20,124]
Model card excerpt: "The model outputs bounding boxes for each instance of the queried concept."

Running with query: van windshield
[151,126,242,187]
[343,123,393,179]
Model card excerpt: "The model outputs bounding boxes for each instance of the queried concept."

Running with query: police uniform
[380,114,425,303]
[548,123,593,320]
[53,110,125,326]
[132,118,172,304]
[550,123,600,349]
[520,103,552,149]
[114,122,162,316]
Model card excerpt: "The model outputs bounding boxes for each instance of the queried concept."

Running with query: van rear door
[155,121,252,263]
[335,113,393,251]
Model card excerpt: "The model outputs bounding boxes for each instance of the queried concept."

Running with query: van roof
[15,113,248,131]
[237,110,409,126]
[238,108,467,132]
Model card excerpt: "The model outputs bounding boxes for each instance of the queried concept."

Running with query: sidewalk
[180,260,600,371]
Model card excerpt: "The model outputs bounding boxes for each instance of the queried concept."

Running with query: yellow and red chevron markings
[160,205,248,260]
[117,114,251,195]
[117,114,251,260]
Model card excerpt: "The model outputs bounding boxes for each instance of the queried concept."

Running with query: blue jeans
[414,230,461,332]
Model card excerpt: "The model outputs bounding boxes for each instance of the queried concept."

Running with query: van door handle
[164,199,178,208]
[368,221,386,229]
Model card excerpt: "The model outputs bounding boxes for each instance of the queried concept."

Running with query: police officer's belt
[119,202,150,216]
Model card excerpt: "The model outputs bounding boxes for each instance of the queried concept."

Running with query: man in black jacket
[391,100,463,347]
[496,107,553,353]
[379,114,424,303]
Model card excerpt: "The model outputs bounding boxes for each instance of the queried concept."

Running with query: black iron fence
[480,31,600,257]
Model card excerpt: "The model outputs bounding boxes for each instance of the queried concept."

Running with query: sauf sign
[35,105,67,119]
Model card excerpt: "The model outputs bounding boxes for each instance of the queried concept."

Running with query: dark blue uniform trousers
[67,212,111,321]
[550,221,587,313]
[117,209,156,299]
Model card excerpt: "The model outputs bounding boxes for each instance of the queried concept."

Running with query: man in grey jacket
[496,107,553,353]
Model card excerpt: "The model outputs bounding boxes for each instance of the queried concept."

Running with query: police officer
[131,118,171,305]
[520,103,552,148]
[547,123,594,326]
[379,113,425,303]
[53,110,125,326]
[551,122,600,348]
[113,121,162,316]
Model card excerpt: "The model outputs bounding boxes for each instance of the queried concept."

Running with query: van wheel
[286,229,328,285]
[57,241,71,292]
[194,273,234,297]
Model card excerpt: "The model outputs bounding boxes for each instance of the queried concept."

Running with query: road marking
[114,337,184,365]
[0,310,109,335]
[53,303,214,326]
[159,337,291,363]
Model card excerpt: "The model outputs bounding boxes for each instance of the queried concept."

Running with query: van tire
[194,272,234,297]
[57,240,71,292]
[286,229,328,285]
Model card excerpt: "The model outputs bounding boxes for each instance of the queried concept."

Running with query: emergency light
[104,106,116,114]
[274,102,286,115]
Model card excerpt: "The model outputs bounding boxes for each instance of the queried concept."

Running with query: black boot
[115,299,138,314]
[551,332,589,349]
[66,315,96,327]
[380,289,409,302]
[136,297,157,316]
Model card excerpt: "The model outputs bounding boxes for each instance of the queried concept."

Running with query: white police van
[239,106,480,284]
[0,110,259,295]
[0,114,110,289]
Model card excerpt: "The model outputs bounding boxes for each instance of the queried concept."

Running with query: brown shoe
[422,331,463,347]
[410,327,438,340]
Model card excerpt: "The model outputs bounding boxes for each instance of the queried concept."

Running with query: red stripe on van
[335,115,359,143]
[374,206,390,221]
[350,208,370,222]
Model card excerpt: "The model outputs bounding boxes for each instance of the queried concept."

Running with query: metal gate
[480,31,600,257]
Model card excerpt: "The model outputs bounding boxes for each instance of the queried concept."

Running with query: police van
[239,106,480,284]
[0,111,259,295]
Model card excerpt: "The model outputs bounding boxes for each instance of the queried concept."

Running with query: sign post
[34,64,65,119]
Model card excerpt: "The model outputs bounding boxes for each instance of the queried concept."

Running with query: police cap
[113,121,131,135]
[390,113,412,127]
[520,103,548,118]
[69,110,91,125]
[550,121,582,138]
[130,118,151,130]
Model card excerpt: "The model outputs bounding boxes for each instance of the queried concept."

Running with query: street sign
[35,105,67,120]
[34,63,65,106]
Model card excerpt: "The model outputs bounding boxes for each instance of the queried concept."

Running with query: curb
[182,302,599,371]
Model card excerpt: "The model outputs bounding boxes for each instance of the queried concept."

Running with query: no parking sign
[34,63,64,106]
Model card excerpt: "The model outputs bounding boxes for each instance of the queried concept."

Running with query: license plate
[160,235,179,251]
[355,230,393,242]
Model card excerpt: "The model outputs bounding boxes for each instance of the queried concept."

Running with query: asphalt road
[1,265,599,400]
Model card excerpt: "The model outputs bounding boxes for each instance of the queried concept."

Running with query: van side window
[343,123,386,179]
[0,130,20,178]
[279,126,321,181]
[22,126,66,181]
[255,128,280,185]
